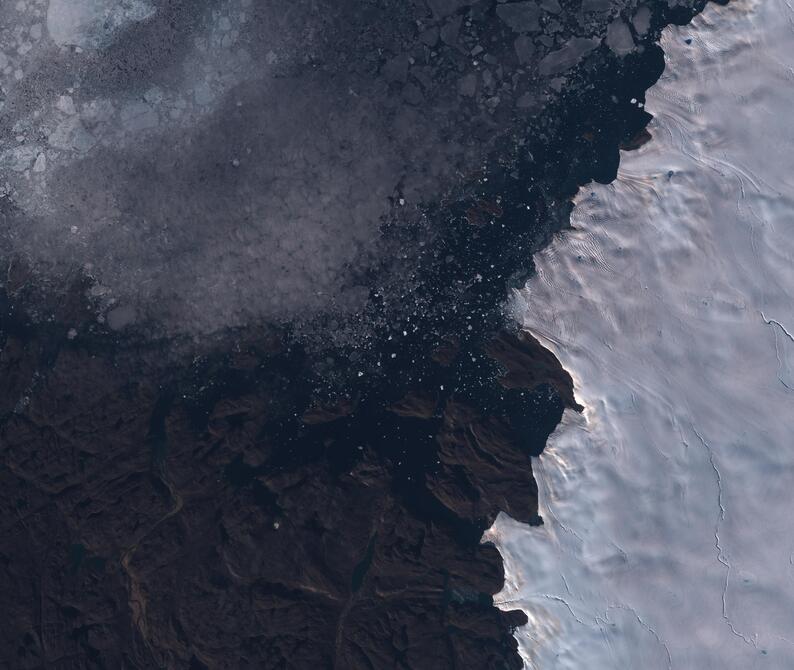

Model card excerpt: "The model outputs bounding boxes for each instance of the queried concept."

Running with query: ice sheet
[486,1,794,667]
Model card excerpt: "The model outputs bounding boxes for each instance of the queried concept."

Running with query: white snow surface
[485,1,794,667]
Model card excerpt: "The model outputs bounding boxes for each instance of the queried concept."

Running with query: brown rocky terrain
[0,280,577,669]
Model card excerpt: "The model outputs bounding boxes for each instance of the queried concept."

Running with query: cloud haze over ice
[486,1,794,667]
[0,0,477,334]
[0,0,666,337]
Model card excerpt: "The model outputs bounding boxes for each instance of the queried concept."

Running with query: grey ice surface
[486,1,794,667]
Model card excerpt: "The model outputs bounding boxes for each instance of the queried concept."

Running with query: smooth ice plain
[486,1,794,667]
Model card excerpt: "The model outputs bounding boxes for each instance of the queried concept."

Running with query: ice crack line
[535,459,586,546]
[605,603,672,670]
[692,426,757,648]
[759,311,794,391]
[761,311,794,343]
[497,592,588,628]
[537,594,588,626]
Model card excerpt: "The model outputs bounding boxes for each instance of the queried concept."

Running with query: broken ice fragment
[32,152,46,173]
[120,101,159,132]
[106,305,137,330]
[514,35,535,64]
[0,145,38,172]
[632,5,652,36]
[538,37,599,75]
[48,117,96,153]
[47,0,156,49]
[458,73,478,97]
[496,2,541,33]
[56,95,77,116]
[605,19,635,56]
[426,0,474,19]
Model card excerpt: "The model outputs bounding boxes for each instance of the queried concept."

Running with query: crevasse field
[486,1,794,667]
